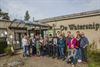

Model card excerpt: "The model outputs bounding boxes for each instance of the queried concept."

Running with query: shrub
[4,45,14,55]
[87,42,100,67]
[0,37,7,54]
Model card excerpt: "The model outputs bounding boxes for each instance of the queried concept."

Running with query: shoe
[78,59,82,63]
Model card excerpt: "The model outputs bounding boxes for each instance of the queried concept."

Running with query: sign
[60,23,100,31]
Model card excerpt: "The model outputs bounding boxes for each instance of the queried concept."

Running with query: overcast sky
[0,0,100,20]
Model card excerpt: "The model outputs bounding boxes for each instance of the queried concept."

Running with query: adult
[39,37,44,56]
[66,31,72,56]
[75,34,82,63]
[80,32,89,62]
[22,33,29,57]
[52,34,59,58]
[31,35,36,56]
[58,34,65,59]
[67,34,77,65]
[43,35,49,56]
[48,34,53,56]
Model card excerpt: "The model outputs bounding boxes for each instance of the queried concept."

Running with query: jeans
[32,46,36,55]
[80,47,87,61]
[59,47,64,58]
[75,48,82,60]
[66,49,76,64]
[48,44,53,56]
[53,45,57,57]
[23,45,29,56]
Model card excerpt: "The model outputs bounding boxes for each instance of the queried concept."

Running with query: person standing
[48,34,53,57]
[36,40,41,56]
[52,34,58,58]
[35,34,41,56]
[31,35,36,56]
[58,34,65,59]
[27,35,31,56]
[66,34,77,66]
[22,33,29,57]
[39,37,44,56]
[75,34,82,63]
[66,31,72,58]
[80,32,89,62]
[43,35,49,56]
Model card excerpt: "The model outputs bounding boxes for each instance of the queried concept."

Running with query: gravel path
[0,52,88,67]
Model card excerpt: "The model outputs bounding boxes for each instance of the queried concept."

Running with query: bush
[5,45,14,55]
[4,45,13,55]
[0,37,7,54]
[87,42,100,67]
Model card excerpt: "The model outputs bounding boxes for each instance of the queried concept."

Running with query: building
[37,9,100,49]
[0,19,51,49]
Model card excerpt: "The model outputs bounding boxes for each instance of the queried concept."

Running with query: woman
[22,34,29,57]
[66,34,77,66]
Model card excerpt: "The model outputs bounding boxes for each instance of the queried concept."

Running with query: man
[31,35,36,56]
[48,34,53,57]
[52,34,59,58]
[80,32,89,62]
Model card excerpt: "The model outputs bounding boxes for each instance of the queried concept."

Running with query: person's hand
[71,44,74,48]
[83,45,87,48]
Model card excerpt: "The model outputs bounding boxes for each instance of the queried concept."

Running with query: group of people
[22,31,89,66]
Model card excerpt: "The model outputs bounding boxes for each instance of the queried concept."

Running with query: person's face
[76,31,80,35]
[67,32,71,36]
[81,34,84,37]
[60,35,63,39]
[77,35,81,39]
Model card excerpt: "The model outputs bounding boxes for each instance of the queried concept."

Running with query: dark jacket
[58,38,65,48]
[80,36,89,48]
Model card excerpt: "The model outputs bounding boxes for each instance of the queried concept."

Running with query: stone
[3,60,24,67]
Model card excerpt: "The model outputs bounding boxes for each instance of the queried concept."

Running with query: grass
[88,51,100,67]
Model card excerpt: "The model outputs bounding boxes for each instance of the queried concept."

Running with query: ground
[0,51,88,67]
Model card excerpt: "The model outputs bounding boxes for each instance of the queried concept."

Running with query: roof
[37,9,100,23]
[0,19,51,27]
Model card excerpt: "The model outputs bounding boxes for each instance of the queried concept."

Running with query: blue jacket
[58,38,65,48]
[80,36,89,48]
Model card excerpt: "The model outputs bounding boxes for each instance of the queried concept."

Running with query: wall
[44,15,100,49]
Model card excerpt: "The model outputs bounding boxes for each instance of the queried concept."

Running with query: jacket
[68,38,77,49]
[80,36,89,48]
[58,38,65,48]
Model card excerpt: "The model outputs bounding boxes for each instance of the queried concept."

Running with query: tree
[2,13,10,20]
[24,10,30,21]
[0,8,10,20]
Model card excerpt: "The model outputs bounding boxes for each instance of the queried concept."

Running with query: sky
[0,0,100,21]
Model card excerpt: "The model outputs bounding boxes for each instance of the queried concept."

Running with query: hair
[24,33,27,36]
[67,31,71,34]
[76,31,80,34]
